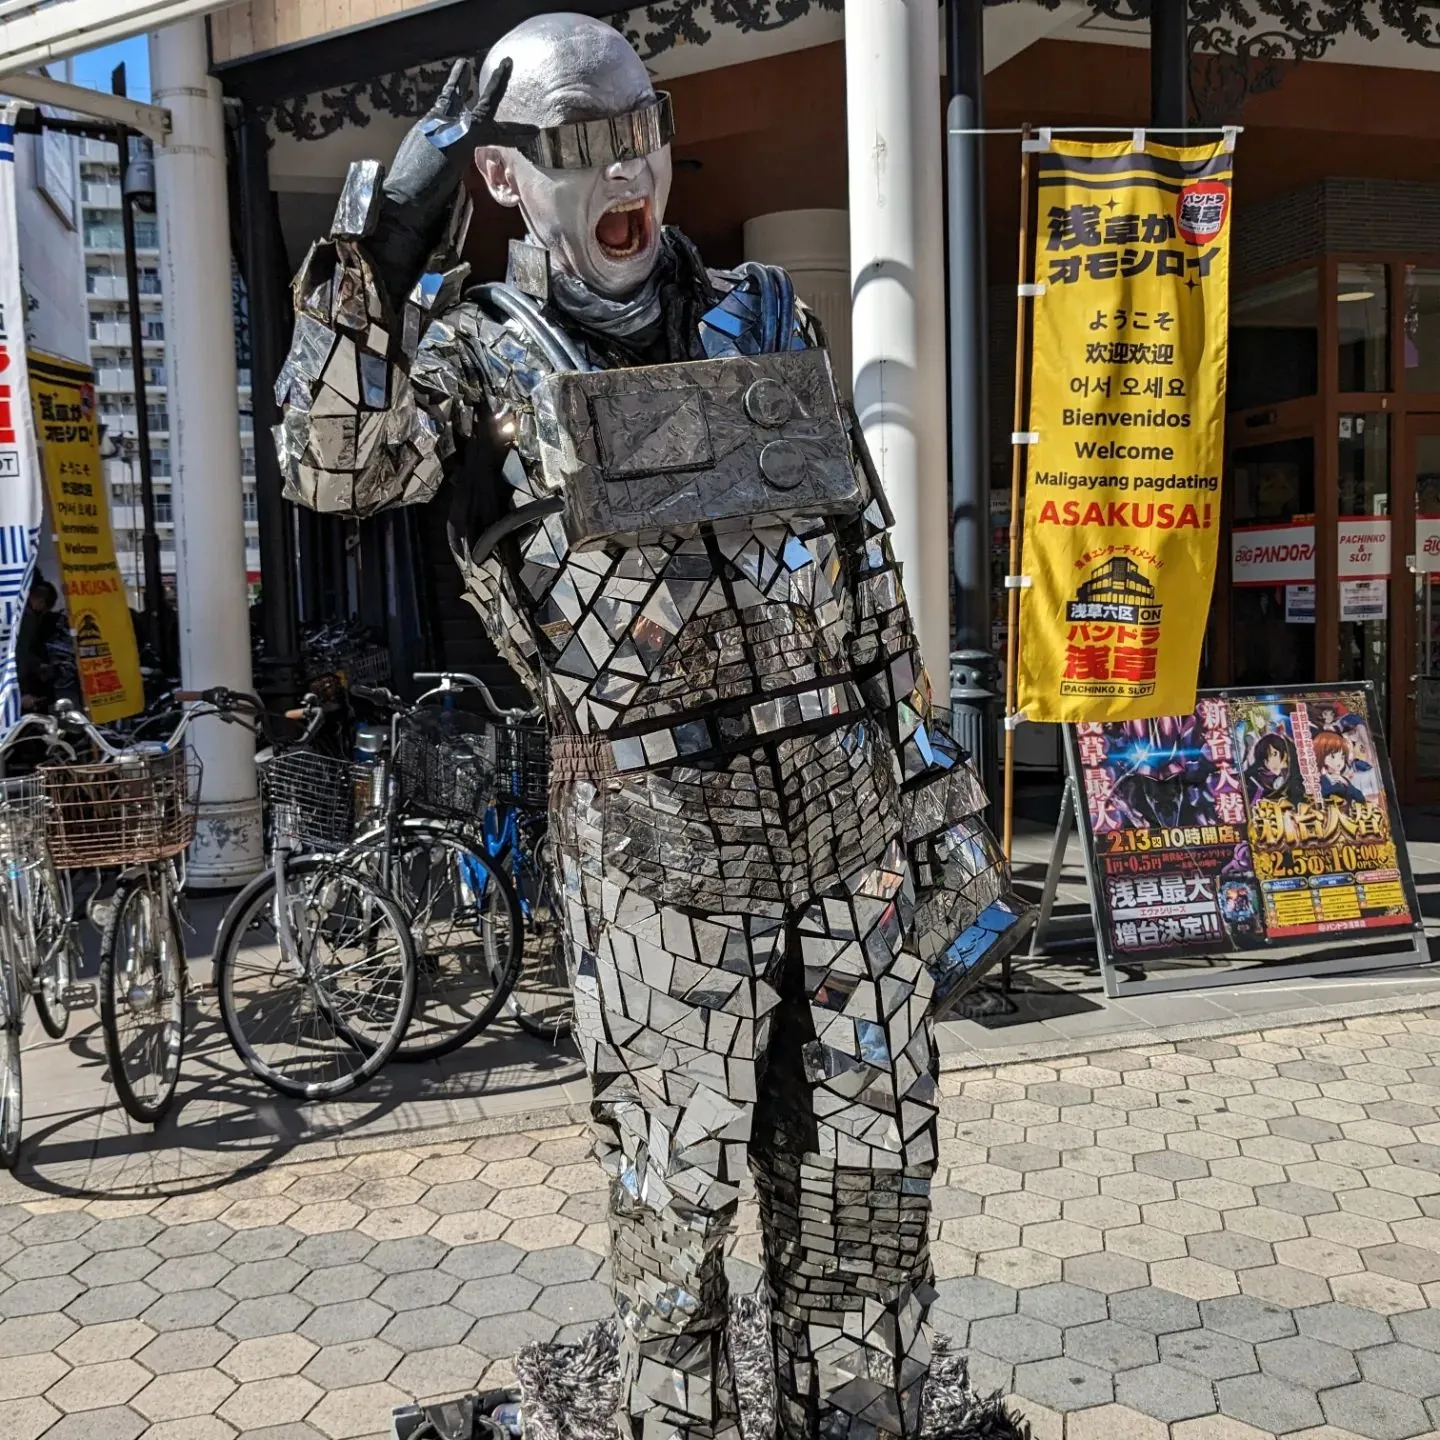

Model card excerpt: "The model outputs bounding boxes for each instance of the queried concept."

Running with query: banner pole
[1002,125,1034,859]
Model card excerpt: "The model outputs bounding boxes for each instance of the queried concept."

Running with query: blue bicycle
[406,675,571,1046]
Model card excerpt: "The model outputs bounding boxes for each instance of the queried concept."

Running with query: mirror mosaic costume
[274,16,1026,1437]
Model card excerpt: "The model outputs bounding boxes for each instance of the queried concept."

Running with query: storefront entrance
[1210,255,1440,800]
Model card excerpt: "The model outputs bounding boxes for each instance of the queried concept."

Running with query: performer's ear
[477,147,521,208]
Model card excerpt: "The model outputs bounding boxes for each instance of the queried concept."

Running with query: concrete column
[151,19,262,886]
[845,0,951,696]
[743,208,853,399]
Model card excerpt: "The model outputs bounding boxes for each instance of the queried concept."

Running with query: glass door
[1406,416,1440,798]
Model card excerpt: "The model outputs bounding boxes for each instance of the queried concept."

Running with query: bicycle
[8,700,207,1129]
[405,673,570,1046]
[336,674,526,1060]
[208,688,420,1100]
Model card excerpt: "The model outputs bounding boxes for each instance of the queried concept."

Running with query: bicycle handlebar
[412,672,540,723]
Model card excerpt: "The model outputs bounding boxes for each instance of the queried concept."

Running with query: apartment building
[78,135,259,608]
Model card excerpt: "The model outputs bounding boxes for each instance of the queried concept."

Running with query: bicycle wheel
[0,903,22,1170]
[31,865,73,1041]
[99,877,185,1126]
[214,856,417,1100]
[358,821,523,1061]
[506,836,573,1045]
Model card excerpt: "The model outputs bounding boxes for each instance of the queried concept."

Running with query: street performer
[274,15,1026,1436]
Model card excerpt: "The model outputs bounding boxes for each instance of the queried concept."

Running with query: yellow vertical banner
[27,351,144,723]
[1018,138,1233,723]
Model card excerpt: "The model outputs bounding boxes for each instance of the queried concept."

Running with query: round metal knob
[744,378,794,428]
[759,440,807,490]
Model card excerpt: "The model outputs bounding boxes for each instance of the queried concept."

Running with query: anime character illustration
[272,14,1026,1438]
[1243,731,1303,808]
[1313,729,1367,804]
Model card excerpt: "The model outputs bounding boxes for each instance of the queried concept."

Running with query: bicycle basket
[42,748,200,869]
[0,774,49,868]
[496,721,550,810]
[394,707,496,822]
[258,749,377,852]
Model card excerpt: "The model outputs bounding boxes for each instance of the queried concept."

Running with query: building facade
[78,135,260,607]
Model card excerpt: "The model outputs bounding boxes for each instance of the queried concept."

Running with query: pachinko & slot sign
[1066,685,1419,966]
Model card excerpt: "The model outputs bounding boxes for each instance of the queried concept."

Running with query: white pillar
[743,209,853,400]
[845,0,951,695]
[151,20,262,886]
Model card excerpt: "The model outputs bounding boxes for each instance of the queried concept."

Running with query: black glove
[368,56,537,306]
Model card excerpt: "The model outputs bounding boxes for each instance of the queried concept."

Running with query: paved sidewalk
[3,1007,1440,1439]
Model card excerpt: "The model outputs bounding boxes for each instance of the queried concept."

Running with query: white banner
[1232,518,1391,587]
[0,103,44,726]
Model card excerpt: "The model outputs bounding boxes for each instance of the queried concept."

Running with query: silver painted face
[508,143,672,298]
[478,14,676,299]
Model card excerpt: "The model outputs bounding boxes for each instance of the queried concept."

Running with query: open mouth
[595,197,653,261]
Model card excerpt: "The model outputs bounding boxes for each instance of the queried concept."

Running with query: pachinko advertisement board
[1066,685,1419,970]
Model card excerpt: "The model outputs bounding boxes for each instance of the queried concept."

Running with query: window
[1229,437,1316,688]
[1404,266,1440,393]
[1228,270,1319,410]
[146,407,168,431]
[242,492,258,523]
[1337,415,1390,719]
[133,222,159,249]
[1337,263,1388,392]
[153,492,173,524]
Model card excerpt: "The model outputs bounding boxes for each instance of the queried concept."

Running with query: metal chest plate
[534,348,861,550]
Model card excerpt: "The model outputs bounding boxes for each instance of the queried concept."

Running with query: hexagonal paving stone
[390,1344,489,1402]
[42,1405,146,1439]
[1013,1355,1113,1412]
[1357,1342,1440,1399]
[66,1282,161,1325]
[298,1299,391,1347]
[0,1275,84,1316]
[1215,1372,1325,1434]
[131,1367,237,1422]
[1158,1328,1259,1380]
[1321,1382,1434,1440]
[1060,1252,1148,1296]
[218,1226,303,1264]
[219,1332,319,1383]
[216,1374,324,1430]
[1063,1320,1158,1372]
[0,1396,59,1440]
[515,1247,603,1286]
[3,1240,90,1278]
[367,1236,448,1275]
[73,1248,161,1287]
[931,1275,1017,1324]
[1392,1307,1440,1353]
[219,1257,308,1300]
[219,1293,313,1341]
[0,1350,67,1402]
[533,1280,613,1326]
[13,1214,95,1247]
[968,1314,1062,1366]
[1186,1231,1275,1272]
[302,1337,401,1390]
[1362,1243,1440,1285]
[44,1358,149,1412]
[135,1326,235,1375]
[452,1275,542,1321]
[147,1221,232,1259]
[1109,1287,1202,1335]
[1116,1363,1218,1422]
[1294,1302,1395,1352]
[372,1269,460,1313]
[463,1309,557,1361]
[80,1218,162,1252]
[146,1253,234,1294]
[142,1287,235,1332]
[289,1233,376,1270]
[379,1304,476,1353]
[1256,1335,1360,1390]
[296,1264,383,1307]
[56,1321,154,1367]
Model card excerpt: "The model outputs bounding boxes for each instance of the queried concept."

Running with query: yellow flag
[28,350,144,724]
[1018,138,1233,723]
